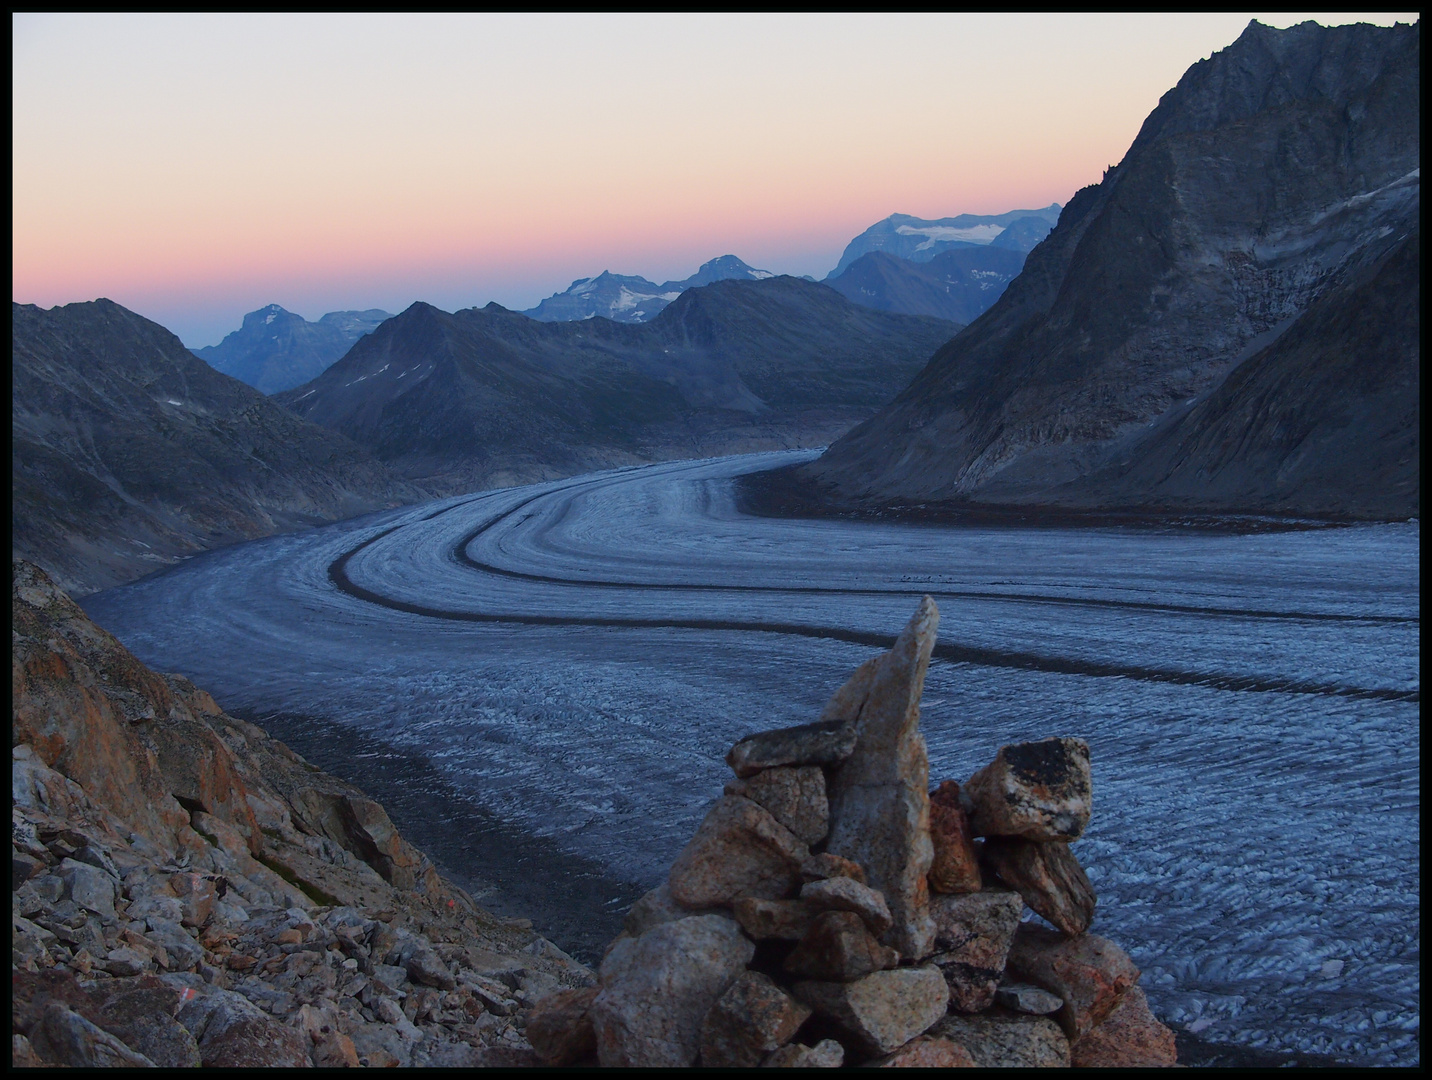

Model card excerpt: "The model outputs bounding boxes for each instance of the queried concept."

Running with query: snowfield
[84,450,1420,1066]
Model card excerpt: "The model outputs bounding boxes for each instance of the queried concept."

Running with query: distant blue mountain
[524,255,774,323]
[827,205,1062,278]
[194,305,392,394]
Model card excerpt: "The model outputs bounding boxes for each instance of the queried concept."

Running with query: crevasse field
[83,451,1420,1066]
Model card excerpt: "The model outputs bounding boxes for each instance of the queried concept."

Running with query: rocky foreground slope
[12,301,420,597]
[800,20,1419,520]
[12,561,594,1067]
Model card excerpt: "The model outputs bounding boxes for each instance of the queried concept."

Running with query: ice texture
[82,450,1419,1065]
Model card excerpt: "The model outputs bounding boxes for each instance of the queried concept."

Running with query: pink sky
[12,13,1416,346]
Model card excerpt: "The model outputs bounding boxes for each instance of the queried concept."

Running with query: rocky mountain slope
[13,559,593,1067]
[524,255,775,323]
[825,247,1029,325]
[797,20,1419,520]
[278,277,959,494]
[827,206,1061,279]
[194,305,393,394]
[12,300,419,596]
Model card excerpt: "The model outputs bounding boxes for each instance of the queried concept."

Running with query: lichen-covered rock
[982,838,1096,936]
[699,971,812,1068]
[525,986,599,1066]
[868,1035,977,1067]
[799,875,892,936]
[928,780,982,894]
[732,897,818,941]
[928,888,1024,1011]
[28,1002,158,1067]
[726,766,829,846]
[824,599,940,959]
[783,910,900,981]
[1070,985,1177,1067]
[668,796,809,908]
[1005,925,1140,1040]
[727,721,860,778]
[965,738,1091,841]
[791,965,949,1055]
[176,985,314,1067]
[763,1039,845,1067]
[931,1011,1071,1067]
[591,914,755,1067]
[799,853,866,884]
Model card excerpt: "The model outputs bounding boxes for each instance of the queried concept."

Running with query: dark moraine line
[328,523,1420,705]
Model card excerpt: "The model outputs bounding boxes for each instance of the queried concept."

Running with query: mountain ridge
[193,304,392,394]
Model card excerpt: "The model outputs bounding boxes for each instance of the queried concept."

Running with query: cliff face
[12,560,592,1067]
[801,20,1419,519]
[12,300,420,596]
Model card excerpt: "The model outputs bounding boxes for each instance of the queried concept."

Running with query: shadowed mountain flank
[825,248,1029,326]
[797,20,1419,521]
[194,305,393,394]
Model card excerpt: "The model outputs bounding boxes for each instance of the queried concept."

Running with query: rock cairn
[527,597,1178,1068]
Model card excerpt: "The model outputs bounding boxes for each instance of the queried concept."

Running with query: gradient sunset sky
[13,13,1417,347]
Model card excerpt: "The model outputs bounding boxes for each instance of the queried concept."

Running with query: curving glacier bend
[83,451,1419,1065]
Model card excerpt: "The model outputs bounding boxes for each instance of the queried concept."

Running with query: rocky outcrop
[12,560,594,1068]
[798,20,1419,520]
[521,598,1177,1067]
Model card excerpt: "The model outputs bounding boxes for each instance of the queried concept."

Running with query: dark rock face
[278,277,957,495]
[801,20,1419,520]
[11,299,419,596]
[825,247,1022,325]
[193,305,393,394]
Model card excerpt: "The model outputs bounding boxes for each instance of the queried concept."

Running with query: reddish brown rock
[928,781,982,894]
[1070,985,1177,1067]
[869,1035,977,1067]
[668,796,809,908]
[1005,925,1140,1040]
[982,838,1096,936]
[526,986,599,1066]
[732,897,819,941]
[799,875,892,936]
[726,766,829,846]
[699,971,812,1068]
[168,872,217,928]
[965,738,1091,841]
[313,1032,360,1067]
[791,966,949,1055]
[824,599,940,959]
[928,888,1024,1012]
[799,853,866,884]
[783,910,900,981]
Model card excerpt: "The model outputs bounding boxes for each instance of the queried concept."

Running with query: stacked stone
[527,597,1178,1068]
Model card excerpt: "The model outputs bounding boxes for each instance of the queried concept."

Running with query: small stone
[783,910,900,981]
[727,720,860,778]
[591,914,754,1067]
[313,1032,360,1067]
[13,851,47,889]
[928,888,1024,1012]
[964,738,1092,841]
[868,1035,977,1067]
[667,796,809,908]
[57,859,117,921]
[732,897,819,941]
[791,966,949,1056]
[100,946,151,977]
[168,873,217,928]
[699,971,812,1068]
[799,876,892,936]
[526,987,599,1066]
[995,981,1064,1015]
[1070,985,1177,1067]
[799,853,866,885]
[927,781,982,894]
[931,1011,1071,1067]
[406,948,457,990]
[762,1038,845,1067]
[983,838,1096,936]
[726,766,829,846]
[1004,925,1140,1041]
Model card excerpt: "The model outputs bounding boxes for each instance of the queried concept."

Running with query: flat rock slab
[996,981,1064,1015]
[726,766,829,846]
[668,796,809,908]
[592,914,755,1067]
[869,1035,977,1067]
[700,971,811,1068]
[965,738,1092,841]
[1071,985,1178,1067]
[783,910,899,981]
[825,598,940,959]
[732,897,818,942]
[932,1011,1071,1068]
[792,966,949,1056]
[1005,925,1140,1041]
[727,721,859,778]
[799,876,892,936]
[928,781,982,894]
[983,839,1096,936]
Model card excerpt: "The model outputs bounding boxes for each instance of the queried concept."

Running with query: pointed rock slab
[1070,985,1177,1067]
[699,971,812,1068]
[869,1035,977,1067]
[931,1012,1071,1068]
[799,876,892,936]
[928,781,982,894]
[824,598,940,959]
[791,966,949,1056]
[592,914,755,1067]
[726,766,829,846]
[668,796,809,908]
[928,888,1024,1012]
[1004,925,1139,1041]
[763,1039,845,1067]
[965,738,1092,841]
[783,910,900,981]
[732,897,818,941]
[983,838,1096,936]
